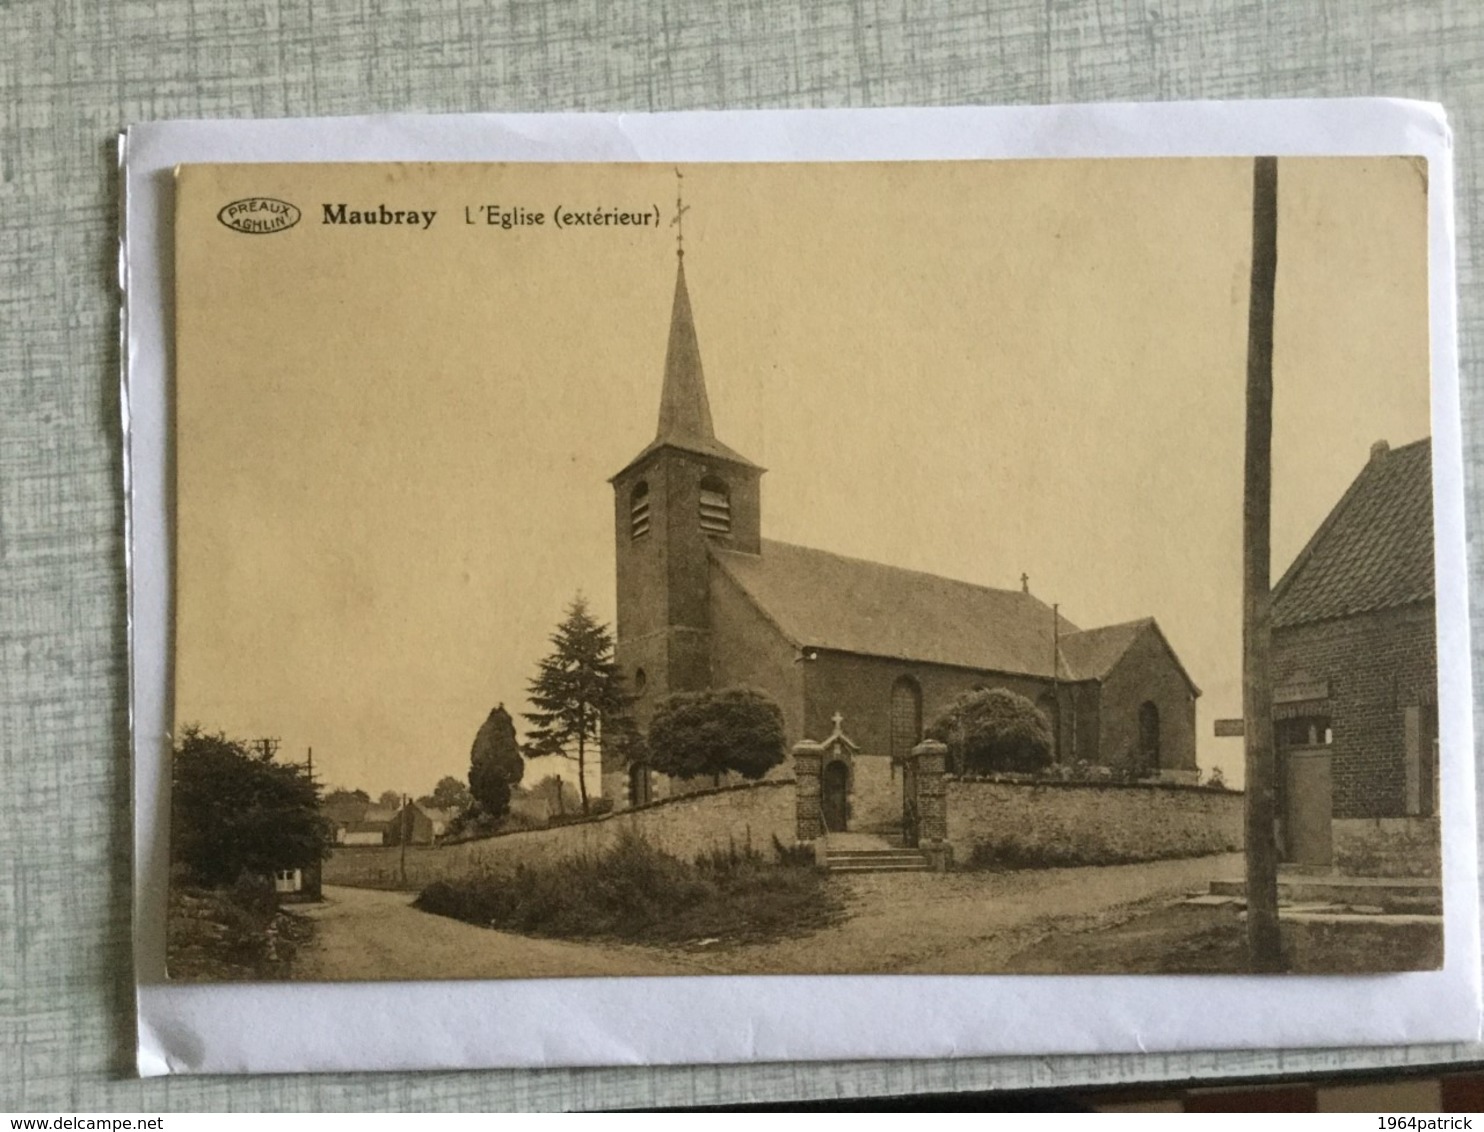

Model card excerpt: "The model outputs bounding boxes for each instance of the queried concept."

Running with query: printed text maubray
[322,203,437,229]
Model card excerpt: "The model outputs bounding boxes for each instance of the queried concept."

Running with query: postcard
[125,103,1480,1073]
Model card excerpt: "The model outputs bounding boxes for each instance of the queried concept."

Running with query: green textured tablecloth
[3,0,1482,1112]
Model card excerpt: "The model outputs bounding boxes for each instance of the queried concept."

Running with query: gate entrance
[821,760,849,832]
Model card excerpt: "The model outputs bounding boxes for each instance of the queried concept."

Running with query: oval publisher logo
[217,197,301,235]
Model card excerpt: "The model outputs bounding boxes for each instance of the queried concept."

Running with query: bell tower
[608,236,763,761]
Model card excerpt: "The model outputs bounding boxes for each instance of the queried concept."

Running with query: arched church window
[889,675,923,762]
[633,668,648,695]
[1139,701,1161,769]
[698,475,731,535]
[630,481,650,539]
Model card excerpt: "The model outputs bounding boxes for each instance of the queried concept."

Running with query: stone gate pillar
[793,739,825,843]
[909,738,952,870]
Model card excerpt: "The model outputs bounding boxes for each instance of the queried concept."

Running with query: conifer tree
[523,596,633,814]
[468,705,523,820]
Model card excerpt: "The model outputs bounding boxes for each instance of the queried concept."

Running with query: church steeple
[611,237,760,479]
[655,258,715,448]
[606,189,767,802]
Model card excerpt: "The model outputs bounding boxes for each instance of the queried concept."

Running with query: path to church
[294,854,1243,980]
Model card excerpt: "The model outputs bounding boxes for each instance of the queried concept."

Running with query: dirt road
[292,854,1242,980]
[292,885,706,980]
[681,852,1245,975]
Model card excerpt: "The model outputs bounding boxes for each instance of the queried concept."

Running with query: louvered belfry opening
[698,475,731,536]
[630,480,651,539]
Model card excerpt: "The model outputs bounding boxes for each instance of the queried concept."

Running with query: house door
[1282,746,1333,867]
[822,760,849,832]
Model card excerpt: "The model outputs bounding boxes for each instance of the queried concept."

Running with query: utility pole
[1051,602,1062,764]
[1243,155,1284,972]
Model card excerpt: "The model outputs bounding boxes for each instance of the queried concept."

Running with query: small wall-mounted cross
[831,711,844,729]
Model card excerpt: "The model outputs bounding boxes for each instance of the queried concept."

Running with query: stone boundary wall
[322,779,797,890]
[1333,816,1441,878]
[944,778,1244,867]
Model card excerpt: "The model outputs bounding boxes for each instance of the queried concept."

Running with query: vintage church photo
[165,157,1445,981]
[606,247,1203,833]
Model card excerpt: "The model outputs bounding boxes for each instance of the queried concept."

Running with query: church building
[604,251,1202,830]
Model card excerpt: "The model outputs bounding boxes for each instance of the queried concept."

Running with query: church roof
[711,540,1197,689]
[612,257,760,479]
[1273,438,1433,629]
[1057,619,1150,680]
[711,539,1078,678]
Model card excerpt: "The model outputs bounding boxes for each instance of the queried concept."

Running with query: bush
[171,727,331,887]
[646,687,787,782]
[415,830,841,946]
[772,835,819,869]
[926,688,1052,775]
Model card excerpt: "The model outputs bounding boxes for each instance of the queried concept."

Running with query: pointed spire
[655,257,716,445]
[608,175,762,482]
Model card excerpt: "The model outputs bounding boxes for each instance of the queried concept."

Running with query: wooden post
[1243,155,1284,971]
[399,793,409,886]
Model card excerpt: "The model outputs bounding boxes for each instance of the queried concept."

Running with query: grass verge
[414,831,843,947]
[965,837,1226,872]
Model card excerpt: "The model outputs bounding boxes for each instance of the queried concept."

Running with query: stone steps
[825,848,931,874]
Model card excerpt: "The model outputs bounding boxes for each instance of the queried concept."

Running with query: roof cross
[670,167,690,259]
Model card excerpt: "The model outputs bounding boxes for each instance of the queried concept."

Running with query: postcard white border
[125,100,1480,1075]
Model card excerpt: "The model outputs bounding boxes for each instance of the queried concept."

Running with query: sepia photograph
[166,155,1442,983]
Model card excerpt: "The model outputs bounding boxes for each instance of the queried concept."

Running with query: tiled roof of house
[1273,438,1433,629]
[714,538,1161,680]
[322,798,370,825]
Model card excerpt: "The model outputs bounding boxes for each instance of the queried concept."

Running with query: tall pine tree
[523,596,633,814]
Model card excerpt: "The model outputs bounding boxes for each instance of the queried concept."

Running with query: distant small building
[338,806,397,846]
[385,801,453,846]
[270,862,322,903]
[1271,437,1438,875]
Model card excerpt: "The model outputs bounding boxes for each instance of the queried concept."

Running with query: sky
[172,157,1432,798]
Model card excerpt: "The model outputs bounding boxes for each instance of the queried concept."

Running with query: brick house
[1270,437,1439,874]
[603,253,1201,829]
